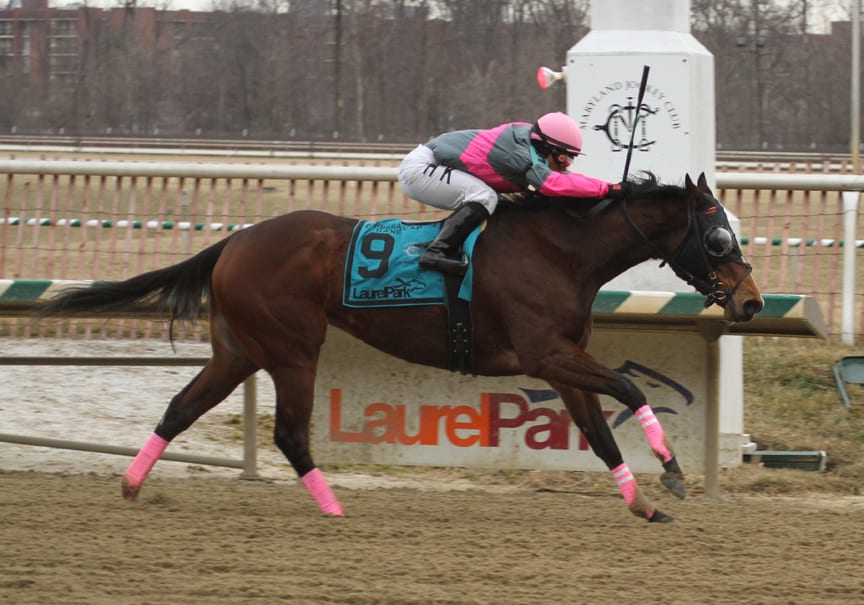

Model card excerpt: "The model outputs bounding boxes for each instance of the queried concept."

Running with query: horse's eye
[703,226,734,257]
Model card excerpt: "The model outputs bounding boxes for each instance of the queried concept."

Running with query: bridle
[617,192,753,309]
[608,65,751,308]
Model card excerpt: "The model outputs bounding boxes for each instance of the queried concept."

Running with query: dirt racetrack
[2,468,864,605]
[2,339,864,604]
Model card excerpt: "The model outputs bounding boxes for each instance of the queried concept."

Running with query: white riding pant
[398,145,499,213]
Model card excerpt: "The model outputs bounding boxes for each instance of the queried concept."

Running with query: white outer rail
[0,157,860,187]
[715,173,861,345]
[0,160,856,342]
[0,356,260,480]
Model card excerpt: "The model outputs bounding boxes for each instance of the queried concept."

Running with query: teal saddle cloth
[342,218,481,308]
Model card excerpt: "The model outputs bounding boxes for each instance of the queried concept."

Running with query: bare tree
[0,0,855,150]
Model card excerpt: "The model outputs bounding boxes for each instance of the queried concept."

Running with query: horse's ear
[684,173,697,194]
[685,173,712,210]
[696,172,713,195]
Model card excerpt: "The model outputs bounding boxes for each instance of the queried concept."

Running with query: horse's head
[667,172,763,322]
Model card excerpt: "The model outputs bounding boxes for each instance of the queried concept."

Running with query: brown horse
[37,172,763,523]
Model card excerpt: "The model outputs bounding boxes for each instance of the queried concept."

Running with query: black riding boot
[419,202,490,275]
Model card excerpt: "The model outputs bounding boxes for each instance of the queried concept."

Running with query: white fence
[0,159,860,340]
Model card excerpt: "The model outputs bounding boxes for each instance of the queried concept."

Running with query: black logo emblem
[593,97,658,152]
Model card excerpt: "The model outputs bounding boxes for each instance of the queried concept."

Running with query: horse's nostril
[744,298,764,317]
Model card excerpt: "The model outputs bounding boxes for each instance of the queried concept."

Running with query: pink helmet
[531,112,583,156]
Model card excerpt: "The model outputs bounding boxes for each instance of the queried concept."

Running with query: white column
[564,0,745,471]
[567,1,713,193]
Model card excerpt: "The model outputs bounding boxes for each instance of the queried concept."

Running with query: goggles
[703,225,735,258]
[550,148,575,168]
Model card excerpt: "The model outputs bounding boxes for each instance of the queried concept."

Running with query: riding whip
[621,65,650,183]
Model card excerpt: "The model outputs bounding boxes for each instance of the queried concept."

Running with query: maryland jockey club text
[328,388,613,450]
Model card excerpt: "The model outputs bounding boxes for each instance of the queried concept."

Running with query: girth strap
[443,272,473,375]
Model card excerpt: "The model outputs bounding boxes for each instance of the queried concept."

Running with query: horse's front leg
[554,385,675,523]
[522,341,686,502]
[634,404,686,500]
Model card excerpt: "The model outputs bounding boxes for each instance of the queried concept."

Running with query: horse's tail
[38,235,233,335]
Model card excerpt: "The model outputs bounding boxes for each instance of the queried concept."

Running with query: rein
[616,195,752,308]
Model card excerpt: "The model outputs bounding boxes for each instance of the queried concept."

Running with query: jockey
[398,111,629,275]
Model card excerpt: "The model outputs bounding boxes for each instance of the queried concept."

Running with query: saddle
[342,218,481,374]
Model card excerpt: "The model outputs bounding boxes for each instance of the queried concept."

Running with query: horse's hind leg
[557,386,675,523]
[121,346,257,500]
[212,243,342,515]
[268,364,344,516]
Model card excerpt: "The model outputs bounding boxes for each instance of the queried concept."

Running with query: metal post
[697,321,725,498]
[704,339,721,497]
[853,0,861,173]
[841,191,860,345]
[750,0,765,149]
[181,188,190,256]
[240,374,260,480]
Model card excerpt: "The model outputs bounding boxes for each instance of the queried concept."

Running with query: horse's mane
[628,171,684,198]
[496,171,685,216]
[629,170,683,196]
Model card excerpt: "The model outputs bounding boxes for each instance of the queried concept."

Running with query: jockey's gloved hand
[498,192,528,205]
[606,182,631,200]
[499,189,541,207]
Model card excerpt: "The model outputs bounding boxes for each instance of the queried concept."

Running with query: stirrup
[419,251,468,276]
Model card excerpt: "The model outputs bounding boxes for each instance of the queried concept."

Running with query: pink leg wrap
[301,468,344,516]
[611,463,638,506]
[125,433,169,488]
[635,405,673,463]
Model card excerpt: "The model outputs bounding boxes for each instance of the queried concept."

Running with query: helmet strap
[531,139,551,157]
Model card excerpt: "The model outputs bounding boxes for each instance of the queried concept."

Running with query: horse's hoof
[648,509,676,523]
[660,471,687,500]
[121,477,140,502]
